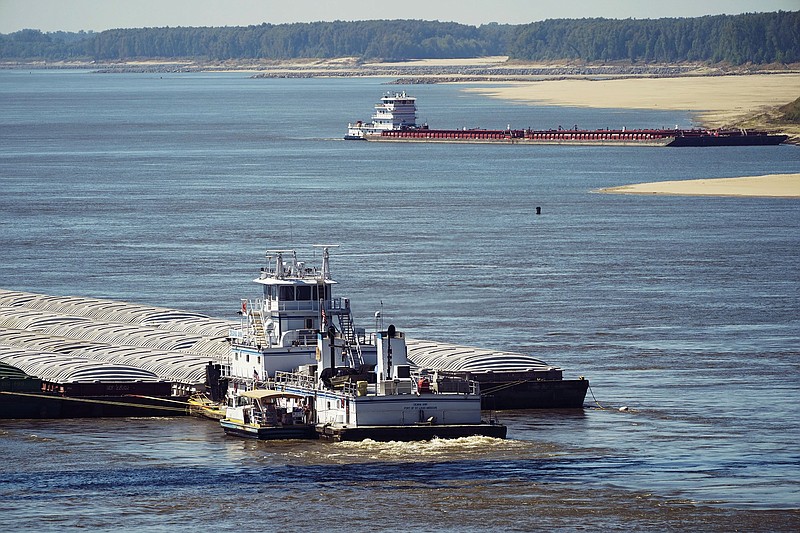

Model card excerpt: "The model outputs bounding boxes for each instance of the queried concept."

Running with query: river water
[0,71,799,531]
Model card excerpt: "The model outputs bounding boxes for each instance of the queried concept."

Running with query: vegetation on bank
[778,97,800,123]
[729,96,800,144]
[1,11,798,65]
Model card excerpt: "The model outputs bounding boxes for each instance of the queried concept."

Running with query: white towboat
[206,245,584,428]
[268,324,506,441]
[219,246,505,440]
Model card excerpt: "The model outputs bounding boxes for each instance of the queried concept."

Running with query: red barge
[345,92,787,147]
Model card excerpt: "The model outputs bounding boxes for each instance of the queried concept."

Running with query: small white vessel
[219,389,316,440]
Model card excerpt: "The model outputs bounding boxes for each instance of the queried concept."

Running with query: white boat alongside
[219,389,316,440]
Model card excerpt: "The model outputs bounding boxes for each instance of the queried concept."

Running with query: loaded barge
[345,92,787,147]
[0,290,234,418]
[0,246,588,419]
[0,361,186,418]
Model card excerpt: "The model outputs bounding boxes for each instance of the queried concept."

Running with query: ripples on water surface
[0,71,799,530]
[2,418,798,531]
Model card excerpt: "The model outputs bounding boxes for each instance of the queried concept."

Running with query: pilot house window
[279,286,294,301]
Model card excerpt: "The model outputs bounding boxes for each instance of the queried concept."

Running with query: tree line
[508,12,800,64]
[1,11,798,65]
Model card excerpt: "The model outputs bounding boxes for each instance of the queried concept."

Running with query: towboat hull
[316,421,507,442]
[220,419,317,440]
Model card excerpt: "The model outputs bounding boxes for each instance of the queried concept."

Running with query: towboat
[225,245,377,387]
[212,246,587,415]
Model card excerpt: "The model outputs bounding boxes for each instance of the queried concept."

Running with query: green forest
[1,11,798,65]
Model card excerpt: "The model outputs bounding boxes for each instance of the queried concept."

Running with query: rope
[587,383,606,409]
[479,379,530,396]
[125,394,190,405]
[480,379,608,411]
[0,390,189,414]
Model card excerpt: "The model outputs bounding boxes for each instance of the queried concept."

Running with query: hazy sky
[1,0,798,33]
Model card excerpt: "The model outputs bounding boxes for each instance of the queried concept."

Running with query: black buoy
[535,206,541,215]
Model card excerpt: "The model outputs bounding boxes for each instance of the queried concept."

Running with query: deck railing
[273,370,480,397]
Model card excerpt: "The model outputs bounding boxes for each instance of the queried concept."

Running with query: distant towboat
[345,92,788,147]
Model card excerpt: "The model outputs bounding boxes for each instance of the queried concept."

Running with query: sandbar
[365,56,510,67]
[599,173,800,198]
[464,74,800,127]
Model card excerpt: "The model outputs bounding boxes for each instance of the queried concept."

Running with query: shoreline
[598,173,800,198]
[5,58,798,139]
[461,73,800,139]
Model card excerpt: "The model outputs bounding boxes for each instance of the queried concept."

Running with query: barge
[405,339,588,410]
[1,360,187,418]
[0,290,232,418]
[345,92,787,147]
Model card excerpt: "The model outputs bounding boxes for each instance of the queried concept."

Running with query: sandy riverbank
[599,173,800,198]
[464,73,800,128]
[10,58,798,137]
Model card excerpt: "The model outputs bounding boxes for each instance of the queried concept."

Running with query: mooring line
[0,390,188,413]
